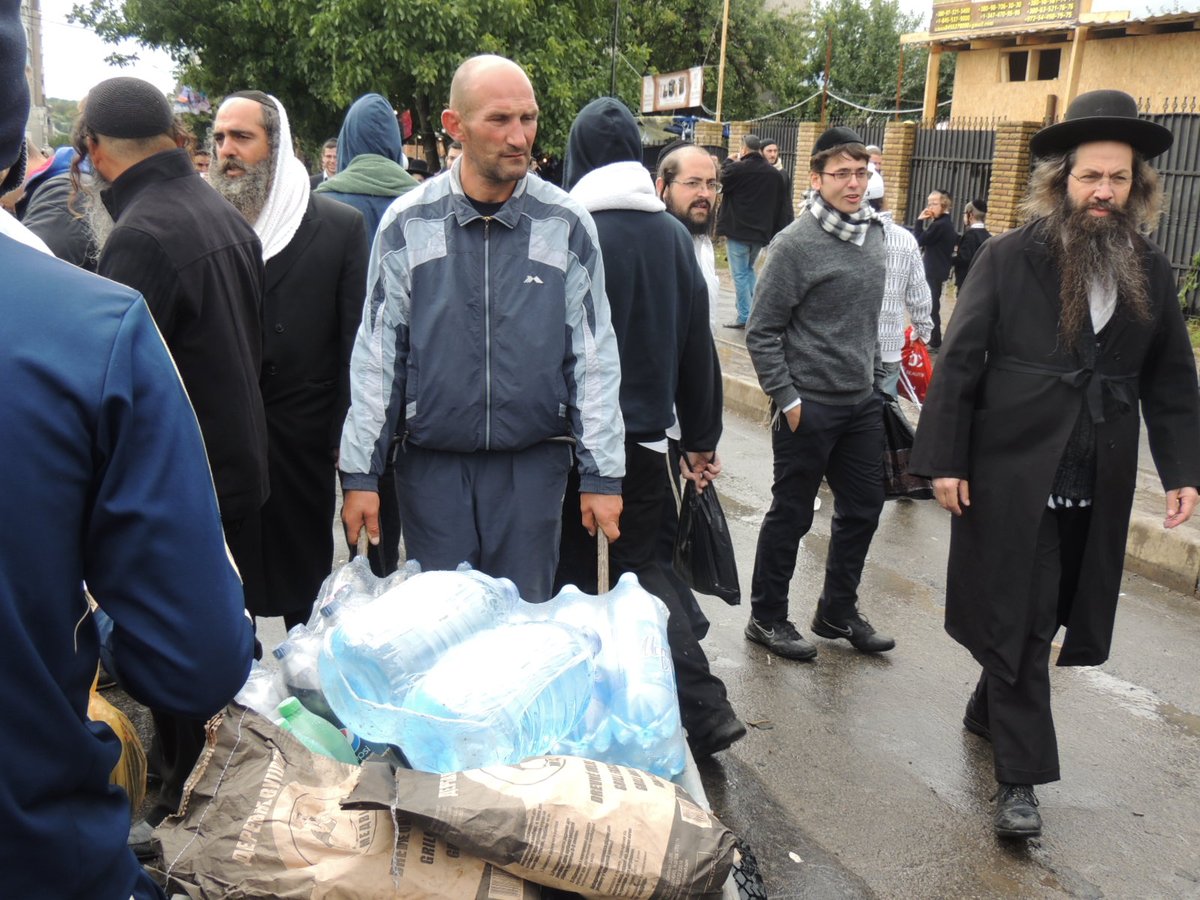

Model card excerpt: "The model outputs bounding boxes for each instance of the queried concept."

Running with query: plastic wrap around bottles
[396,620,600,773]
[541,573,686,777]
[318,569,520,744]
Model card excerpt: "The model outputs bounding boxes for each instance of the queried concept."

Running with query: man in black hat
[743,125,895,662]
[72,75,271,846]
[911,89,1200,839]
[716,132,792,328]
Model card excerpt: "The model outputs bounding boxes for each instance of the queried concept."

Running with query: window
[1006,51,1029,82]
[1037,48,1062,80]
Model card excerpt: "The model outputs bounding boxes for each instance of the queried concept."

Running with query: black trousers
[969,505,1090,785]
[927,276,945,347]
[556,441,735,736]
[749,395,885,625]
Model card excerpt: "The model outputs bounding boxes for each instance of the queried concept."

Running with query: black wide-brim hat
[1030,89,1173,159]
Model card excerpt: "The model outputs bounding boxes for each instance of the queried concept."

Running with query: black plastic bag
[882,396,933,500]
[674,481,741,605]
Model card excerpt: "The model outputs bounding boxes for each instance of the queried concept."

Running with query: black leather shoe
[811,610,895,653]
[963,702,991,742]
[689,716,747,759]
[993,783,1042,838]
[744,618,818,661]
[723,320,746,329]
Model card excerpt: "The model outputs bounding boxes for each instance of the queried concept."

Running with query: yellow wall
[949,30,1199,120]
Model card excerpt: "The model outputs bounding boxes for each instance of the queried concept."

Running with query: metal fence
[905,120,996,228]
[747,117,802,185]
[1142,104,1200,312]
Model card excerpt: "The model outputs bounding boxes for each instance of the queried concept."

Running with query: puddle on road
[1072,667,1200,739]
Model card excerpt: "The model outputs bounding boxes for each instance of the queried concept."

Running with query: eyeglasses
[820,168,870,183]
[672,178,721,194]
[1070,171,1132,189]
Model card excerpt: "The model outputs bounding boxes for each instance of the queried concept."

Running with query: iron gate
[905,120,995,227]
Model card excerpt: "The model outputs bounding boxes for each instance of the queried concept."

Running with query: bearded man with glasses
[743,126,895,663]
[911,90,1200,839]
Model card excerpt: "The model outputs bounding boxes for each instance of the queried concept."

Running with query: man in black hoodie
[558,97,744,759]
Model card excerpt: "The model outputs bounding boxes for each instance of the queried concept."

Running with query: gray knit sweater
[745,213,886,408]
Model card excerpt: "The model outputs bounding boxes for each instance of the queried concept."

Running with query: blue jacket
[0,236,255,899]
[339,166,624,493]
[316,93,419,243]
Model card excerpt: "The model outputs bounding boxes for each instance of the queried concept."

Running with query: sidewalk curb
[720,369,1200,599]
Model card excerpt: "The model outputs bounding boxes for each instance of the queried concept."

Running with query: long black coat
[910,220,1200,684]
[255,194,368,617]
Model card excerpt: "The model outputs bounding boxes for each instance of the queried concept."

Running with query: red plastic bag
[899,326,932,405]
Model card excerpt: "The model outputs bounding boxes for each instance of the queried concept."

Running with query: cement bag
[155,702,540,899]
[87,665,147,812]
[345,755,736,899]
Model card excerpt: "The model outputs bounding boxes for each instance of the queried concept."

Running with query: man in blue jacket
[339,55,625,602]
[0,6,255,894]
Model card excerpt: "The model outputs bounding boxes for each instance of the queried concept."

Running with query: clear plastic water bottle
[538,584,617,759]
[274,624,344,727]
[275,696,359,765]
[319,569,520,743]
[604,574,686,777]
[235,659,288,719]
[397,620,598,773]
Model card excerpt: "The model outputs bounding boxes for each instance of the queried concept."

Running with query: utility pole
[895,46,904,121]
[820,24,832,127]
[715,0,731,122]
[610,0,621,97]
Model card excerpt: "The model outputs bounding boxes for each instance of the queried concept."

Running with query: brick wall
[986,121,1041,233]
[882,121,918,222]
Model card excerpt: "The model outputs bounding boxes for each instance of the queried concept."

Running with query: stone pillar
[694,120,725,151]
[791,122,822,212]
[727,121,751,159]
[882,120,917,222]
[986,121,1041,234]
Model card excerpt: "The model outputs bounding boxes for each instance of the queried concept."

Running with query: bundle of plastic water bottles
[236,558,686,778]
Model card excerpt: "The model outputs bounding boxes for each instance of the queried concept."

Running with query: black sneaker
[688,716,748,759]
[810,610,896,653]
[744,618,818,661]
[992,783,1042,838]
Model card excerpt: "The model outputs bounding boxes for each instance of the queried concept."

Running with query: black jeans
[556,441,735,735]
[749,395,885,625]
[927,275,945,347]
[969,505,1090,785]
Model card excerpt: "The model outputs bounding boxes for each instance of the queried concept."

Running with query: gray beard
[78,172,115,257]
[209,155,274,223]
[1043,199,1151,348]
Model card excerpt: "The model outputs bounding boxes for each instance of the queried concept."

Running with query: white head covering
[253,94,311,261]
[866,163,885,202]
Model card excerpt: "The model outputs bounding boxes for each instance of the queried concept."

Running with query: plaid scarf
[807,190,878,244]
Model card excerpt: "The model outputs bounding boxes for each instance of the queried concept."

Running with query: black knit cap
[812,125,864,155]
[82,76,174,139]
[1,0,29,195]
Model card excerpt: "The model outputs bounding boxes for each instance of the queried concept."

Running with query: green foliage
[784,0,954,120]
[1180,248,1200,309]
[68,0,939,155]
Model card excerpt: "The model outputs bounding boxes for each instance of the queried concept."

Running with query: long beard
[209,155,274,222]
[1043,199,1151,348]
[77,172,115,256]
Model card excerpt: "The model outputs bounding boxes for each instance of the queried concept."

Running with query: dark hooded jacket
[563,97,721,450]
[316,93,419,243]
[16,147,95,268]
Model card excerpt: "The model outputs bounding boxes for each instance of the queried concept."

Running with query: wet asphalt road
[115,406,1200,899]
[691,409,1200,900]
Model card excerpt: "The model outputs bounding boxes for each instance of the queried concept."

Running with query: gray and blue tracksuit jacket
[339,164,625,494]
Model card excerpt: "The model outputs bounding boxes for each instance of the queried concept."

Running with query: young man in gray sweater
[744,126,895,660]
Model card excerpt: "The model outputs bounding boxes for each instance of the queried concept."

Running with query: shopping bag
[674,481,741,605]
[882,396,934,500]
[899,326,932,405]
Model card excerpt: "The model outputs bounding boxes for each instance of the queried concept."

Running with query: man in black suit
[914,188,957,348]
[309,136,337,188]
[212,92,368,629]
